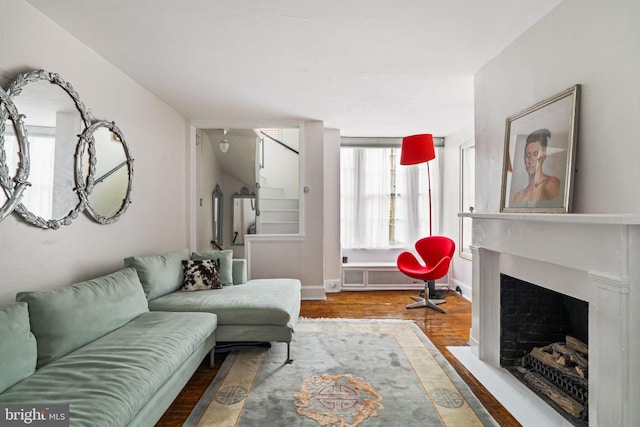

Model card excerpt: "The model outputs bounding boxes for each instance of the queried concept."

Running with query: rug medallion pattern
[214,385,249,405]
[431,388,465,409]
[294,373,383,426]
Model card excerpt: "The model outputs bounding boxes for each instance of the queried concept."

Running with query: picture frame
[500,84,580,213]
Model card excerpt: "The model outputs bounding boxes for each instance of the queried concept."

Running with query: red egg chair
[397,236,455,313]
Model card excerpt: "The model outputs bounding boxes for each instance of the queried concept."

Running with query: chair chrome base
[406,297,446,313]
[406,280,446,313]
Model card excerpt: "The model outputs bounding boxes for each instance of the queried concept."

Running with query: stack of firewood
[519,336,588,420]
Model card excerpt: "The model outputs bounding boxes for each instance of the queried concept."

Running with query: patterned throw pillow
[181,259,222,291]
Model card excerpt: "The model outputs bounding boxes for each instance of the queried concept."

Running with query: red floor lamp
[398,133,454,312]
[399,133,436,236]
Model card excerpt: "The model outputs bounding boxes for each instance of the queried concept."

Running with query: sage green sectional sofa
[124,248,302,362]
[0,248,302,427]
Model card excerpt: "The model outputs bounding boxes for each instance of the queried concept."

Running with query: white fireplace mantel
[460,212,640,224]
[462,212,640,426]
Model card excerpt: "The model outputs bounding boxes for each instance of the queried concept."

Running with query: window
[340,146,439,249]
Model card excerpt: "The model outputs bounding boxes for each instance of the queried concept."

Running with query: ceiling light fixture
[220,129,229,153]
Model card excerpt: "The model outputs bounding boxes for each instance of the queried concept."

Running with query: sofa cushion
[149,278,301,328]
[0,311,217,427]
[181,259,222,291]
[191,249,234,286]
[0,302,37,393]
[124,248,189,299]
[232,259,247,285]
[16,267,148,368]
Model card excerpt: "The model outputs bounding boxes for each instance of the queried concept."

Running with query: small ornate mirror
[212,184,223,247]
[231,186,256,245]
[6,70,91,229]
[0,88,30,222]
[78,120,134,224]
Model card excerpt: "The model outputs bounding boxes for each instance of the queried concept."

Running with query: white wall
[475,0,640,215]
[323,128,341,293]
[442,124,474,298]
[0,1,189,304]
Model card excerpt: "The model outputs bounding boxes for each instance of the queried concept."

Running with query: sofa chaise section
[125,249,302,362]
[149,277,301,342]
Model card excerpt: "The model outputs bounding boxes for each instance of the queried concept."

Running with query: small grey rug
[185,319,498,426]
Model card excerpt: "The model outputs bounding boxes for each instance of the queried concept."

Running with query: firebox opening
[500,274,589,426]
[500,274,588,366]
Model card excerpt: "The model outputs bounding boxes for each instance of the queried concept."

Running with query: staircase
[258,186,299,234]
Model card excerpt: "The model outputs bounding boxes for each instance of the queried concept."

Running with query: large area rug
[185,319,498,426]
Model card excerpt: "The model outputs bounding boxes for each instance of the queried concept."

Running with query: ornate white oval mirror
[6,70,91,229]
[78,120,133,224]
[0,88,30,222]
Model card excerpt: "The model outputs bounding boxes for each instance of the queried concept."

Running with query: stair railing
[259,130,299,170]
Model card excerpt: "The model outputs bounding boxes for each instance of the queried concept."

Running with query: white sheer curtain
[340,147,391,249]
[395,149,441,246]
[340,146,441,249]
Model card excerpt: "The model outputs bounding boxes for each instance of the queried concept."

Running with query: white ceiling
[26,0,561,137]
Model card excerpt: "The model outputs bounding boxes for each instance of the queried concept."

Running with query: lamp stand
[427,161,432,236]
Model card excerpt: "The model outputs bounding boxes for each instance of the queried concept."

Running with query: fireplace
[462,213,640,426]
[500,273,589,424]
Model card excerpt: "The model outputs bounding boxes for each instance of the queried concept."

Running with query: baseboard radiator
[342,264,448,291]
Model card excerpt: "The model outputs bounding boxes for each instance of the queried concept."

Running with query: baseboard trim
[451,278,472,301]
[301,285,327,300]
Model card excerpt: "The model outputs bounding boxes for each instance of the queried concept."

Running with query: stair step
[259,186,285,198]
[260,209,299,222]
[260,198,299,210]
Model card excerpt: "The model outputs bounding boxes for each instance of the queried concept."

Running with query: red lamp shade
[400,134,435,165]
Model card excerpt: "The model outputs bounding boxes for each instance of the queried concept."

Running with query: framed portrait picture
[500,84,580,213]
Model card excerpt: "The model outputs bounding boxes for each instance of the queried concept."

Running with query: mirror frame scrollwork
[6,69,92,229]
[77,120,134,225]
[0,69,135,228]
[0,88,30,222]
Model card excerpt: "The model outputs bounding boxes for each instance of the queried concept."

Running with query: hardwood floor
[156,290,521,426]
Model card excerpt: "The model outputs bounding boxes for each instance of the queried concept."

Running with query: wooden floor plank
[155,290,521,426]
